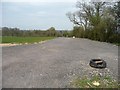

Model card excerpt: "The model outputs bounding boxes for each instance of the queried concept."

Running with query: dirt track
[2,37,118,88]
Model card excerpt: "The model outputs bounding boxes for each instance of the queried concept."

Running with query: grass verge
[71,75,119,88]
[1,36,55,44]
[112,42,120,46]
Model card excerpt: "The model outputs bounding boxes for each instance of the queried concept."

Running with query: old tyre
[89,59,107,69]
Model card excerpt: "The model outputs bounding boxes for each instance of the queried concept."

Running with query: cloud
[2,0,76,2]
[29,11,47,17]
[2,0,76,30]
[2,0,118,3]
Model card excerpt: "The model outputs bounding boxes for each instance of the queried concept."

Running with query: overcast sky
[2,0,82,30]
[1,0,116,30]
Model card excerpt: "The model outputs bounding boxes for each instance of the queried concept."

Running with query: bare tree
[66,1,106,30]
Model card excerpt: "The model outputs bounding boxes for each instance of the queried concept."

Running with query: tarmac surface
[2,37,118,88]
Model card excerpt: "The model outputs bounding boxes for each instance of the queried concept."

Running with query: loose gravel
[2,37,118,88]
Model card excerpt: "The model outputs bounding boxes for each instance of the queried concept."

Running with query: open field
[2,37,118,88]
[1,36,55,44]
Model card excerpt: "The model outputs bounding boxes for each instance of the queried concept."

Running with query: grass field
[1,36,55,44]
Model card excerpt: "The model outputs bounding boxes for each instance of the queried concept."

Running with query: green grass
[1,36,55,44]
[71,75,119,88]
[112,42,120,46]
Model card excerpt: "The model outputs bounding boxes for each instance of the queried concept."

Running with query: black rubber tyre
[89,59,107,69]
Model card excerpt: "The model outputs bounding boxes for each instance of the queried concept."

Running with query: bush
[108,34,120,43]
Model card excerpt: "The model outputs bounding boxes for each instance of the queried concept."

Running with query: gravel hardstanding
[2,37,118,88]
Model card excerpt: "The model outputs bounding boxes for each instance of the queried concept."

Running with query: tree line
[66,1,120,43]
[2,27,71,37]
